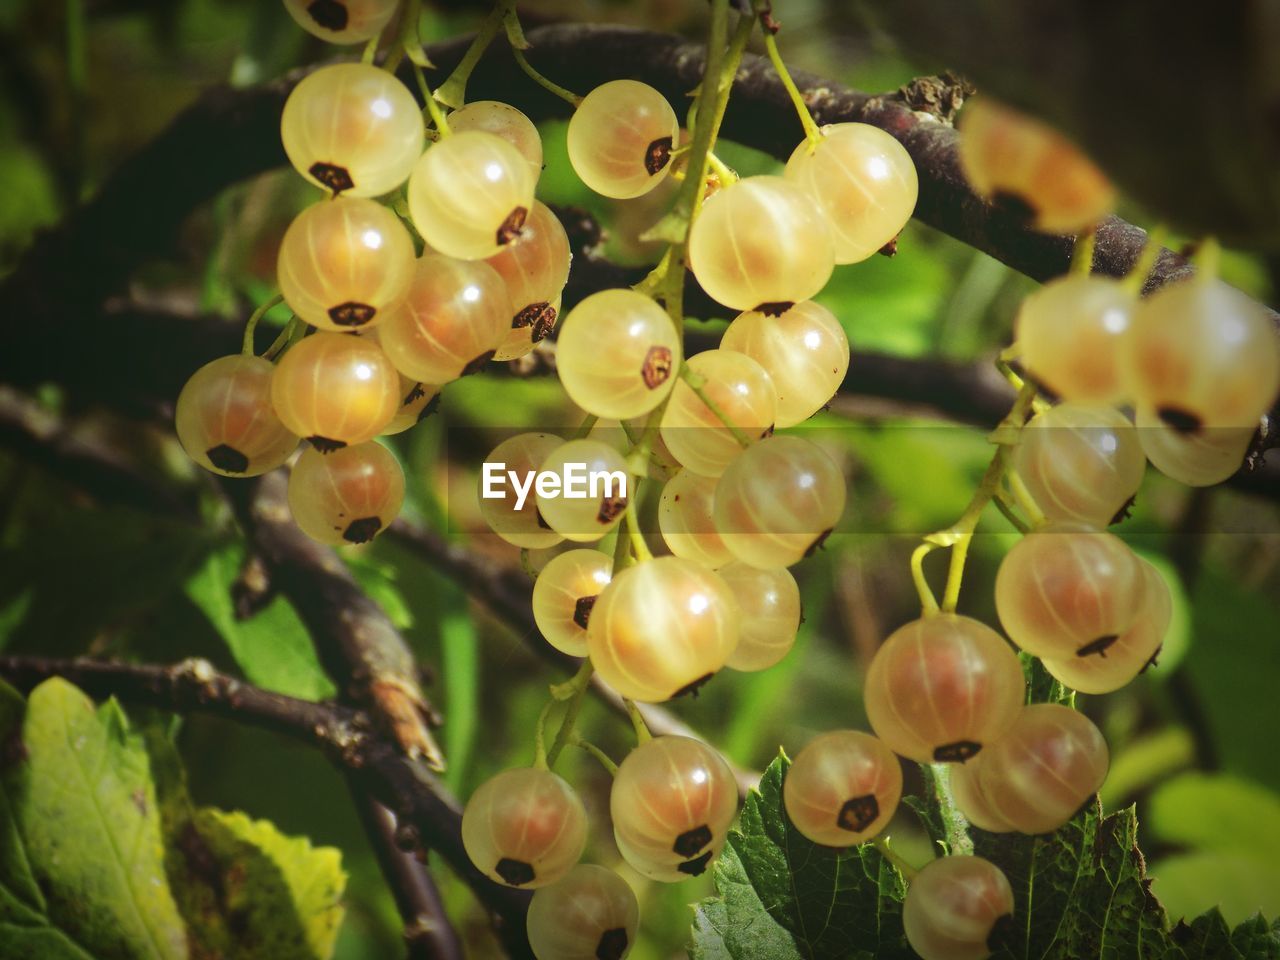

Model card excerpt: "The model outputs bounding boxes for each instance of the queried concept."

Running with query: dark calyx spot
[597,496,626,524]
[991,190,1037,225]
[678,851,713,876]
[573,594,598,630]
[207,444,249,474]
[596,928,630,960]
[672,673,713,699]
[644,135,674,176]
[1109,494,1136,526]
[760,423,776,440]
[495,858,535,886]
[673,824,712,858]
[934,740,982,763]
[754,301,794,317]
[328,301,376,327]
[987,912,1017,952]
[417,393,442,423]
[641,346,674,389]
[804,528,833,558]
[496,207,529,246]
[878,236,900,257]
[309,162,354,194]
[513,301,557,342]
[343,516,383,544]
[462,350,496,377]
[306,0,348,30]
[1141,644,1163,674]
[1077,634,1119,658]
[1157,405,1203,435]
[836,794,880,833]
[403,383,427,405]
[535,508,552,530]
[308,436,347,453]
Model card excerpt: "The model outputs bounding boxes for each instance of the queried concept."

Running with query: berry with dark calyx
[534,439,631,543]
[277,196,416,332]
[660,349,777,478]
[567,80,680,199]
[587,556,739,703]
[281,63,423,197]
[526,864,640,960]
[380,375,441,435]
[713,435,846,570]
[287,441,404,546]
[270,331,401,449]
[531,549,613,656]
[461,767,588,889]
[719,563,801,672]
[720,300,850,428]
[176,355,298,477]
[864,614,1025,764]
[1133,405,1256,487]
[783,730,902,846]
[282,0,398,44]
[610,736,738,882]
[485,201,572,361]
[784,122,918,264]
[903,855,1015,960]
[477,432,566,550]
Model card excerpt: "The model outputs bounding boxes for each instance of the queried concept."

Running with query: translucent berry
[277,197,416,332]
[902,855,1014,960]
[485,201,571,361]
[1134,405,1254,487]
[720,301,849,427]
[281,63,424,197]
[784,123,918,264]
[688,175,835,312]
[567,80,679,199]
[531,549,613,657]
[287,441,404,545]
[977,704,1108,835]
[526,864,640,960]
[1122,277,1280,433]
[1042,557,1171,694]
[176,355,298,477]
[587,557,740,703]
[864,614,1025,764]
[1014,403,1145,528]
[660,350,777,478]
[282,0,399,44]
[610,736,738,881]
[556,289,682,419]
[534,439,631,543]
[713,436,846,569]
[720,564,801,672]
[958,96,1115,234]
[477,432,565,550]
[381,375,440,435]
[270,331,401,449]
[783,731,902,846]
[1014,274,1136,404]
[408,130,537,260]
[461,767,588,889]
[657,469,733,569]
[948,759,1014,834]
[450,100,543,181]
[377,254,509,383]
[994,524,1146,660]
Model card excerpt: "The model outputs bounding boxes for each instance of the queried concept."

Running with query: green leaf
[1149,773,1280,862]
[1151,853,1280,932]
[690,753,912,960]
[184,543,335,701]
[0,677,188,959]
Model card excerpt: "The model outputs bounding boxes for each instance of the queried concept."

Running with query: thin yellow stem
[242,294,285,355]
[571,414,598,440]
[412,64,451,135]
[546,659,593,767]
[705,150,737,186]
[1070,227,1095,276]
[624,699,653,745]
[572,737,619,776]
[1006,468,1047,528]
[508,36,582,106]
[873,837,919,881]
[431,2,504,109]
[761,30,822,146]
[1122,225,1168,293]
[679,365,752,447]
[1196,236,1221,281]
[533,697,555,769]
[361,35,379,65]
[261,315,301,362]
[911,543,941,616]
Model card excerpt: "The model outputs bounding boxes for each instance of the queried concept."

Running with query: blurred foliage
[0,0,1279,957]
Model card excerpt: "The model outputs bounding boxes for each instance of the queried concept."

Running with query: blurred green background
[1,1,1278,957]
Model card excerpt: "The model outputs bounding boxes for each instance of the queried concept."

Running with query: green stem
[679,365,752,447]
[242,294,285,356]
[873,837,919,881]
[545,660,593,768]
[571,414,598,440]
[262,315,301,362]
[361,34,379,64]
[505,12,582,107]
[1195,236,1220,280]
[926,763,973,856]
[760,30,822,146]
[1122,225,1168,293]
[910,543,941,616]
[533,697,556,769]
[1070,227,1095,276]
[412,64,452,135]
[1006,467,1046,528]
[621,404,665,563]
[432,2,505,109]
[992,489,1031,534]
[572,737,619,776]
[624,699,653,745]
[705,150,737,185]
